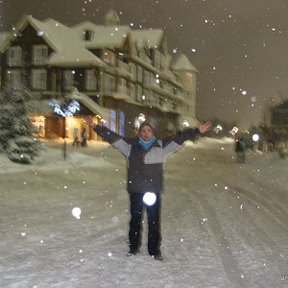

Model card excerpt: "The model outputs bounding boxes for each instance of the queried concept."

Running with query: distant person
[81,128,88,147]
[72,128,80,147]
[85,116,211,261]
[235,137,246,164]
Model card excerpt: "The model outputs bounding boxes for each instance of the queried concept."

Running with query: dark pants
[236,151,245,163]
[129,193,161,256]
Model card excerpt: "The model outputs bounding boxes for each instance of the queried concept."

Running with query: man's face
[139,126,154,141]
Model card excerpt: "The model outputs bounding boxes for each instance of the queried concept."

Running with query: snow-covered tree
[0,83,40,164]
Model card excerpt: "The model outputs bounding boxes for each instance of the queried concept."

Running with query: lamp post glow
[49,99,80,160]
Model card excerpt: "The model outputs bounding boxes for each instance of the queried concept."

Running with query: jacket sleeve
[162,128,201,148]
[93,125,131,157]
[93,125,121,144]
[173,128,201,145]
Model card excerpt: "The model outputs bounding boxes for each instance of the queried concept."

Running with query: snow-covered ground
[0,137,287,288]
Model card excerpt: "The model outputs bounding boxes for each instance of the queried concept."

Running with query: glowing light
[72,207,81,219]
[229,126,239,136]
[138,113,146,122]
[134,113,146,129]
[214,124,223,134]
[49,99,80,118]
[143,192,157,206]
[252,133,260,142]
[182,120,189,127]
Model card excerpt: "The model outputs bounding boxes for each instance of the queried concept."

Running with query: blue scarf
[138,136,157,150]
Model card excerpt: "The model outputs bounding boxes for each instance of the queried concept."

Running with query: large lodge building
[0,10,199,141]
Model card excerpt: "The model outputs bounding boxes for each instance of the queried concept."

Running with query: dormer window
[84,30,93,41]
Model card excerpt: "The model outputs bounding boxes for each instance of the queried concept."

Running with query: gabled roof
[71,21,131,49]
[172,53,198,73]
[131,29,164,49]
[0,15,104,67]
[0,14,196,76]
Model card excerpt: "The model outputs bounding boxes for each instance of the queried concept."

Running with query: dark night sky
[1,0,288,129]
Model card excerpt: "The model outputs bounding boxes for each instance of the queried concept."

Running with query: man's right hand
[85,116,96,128]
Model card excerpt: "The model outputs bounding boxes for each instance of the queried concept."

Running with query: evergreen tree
[0,83,40,164]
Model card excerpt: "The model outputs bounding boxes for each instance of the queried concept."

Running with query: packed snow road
[0,138,287,288]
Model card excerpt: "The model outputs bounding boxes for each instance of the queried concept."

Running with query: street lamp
[49,99,80,159]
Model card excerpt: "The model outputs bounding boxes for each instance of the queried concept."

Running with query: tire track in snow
[221,178,288,235]
[222,183,288,281]
[186,189,247,288]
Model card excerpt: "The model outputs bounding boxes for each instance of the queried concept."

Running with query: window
[84,30,93,41]
[136,84,142,102]
[130,63,136,76]
[143,70,151,85]
[33,45,48,65]
[118,78,127,94]
[104,74,115,93]
[63,70,74,91]
[154,50,161,70]
[7,46,22,66]
[130,83,136,98]
[105,110,117,132]
[104,50,116,65]
[137,65,143,83]
[119,111,125,137]
[160,54,166,70]
[143,89,150,103]
[150,91,155,105]
[31,69,47,90]
[86,70,97,91]
[6,70,22,88]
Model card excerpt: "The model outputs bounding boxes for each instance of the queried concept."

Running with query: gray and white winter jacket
[93,125,200,194]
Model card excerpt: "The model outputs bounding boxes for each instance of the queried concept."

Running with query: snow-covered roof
[0,14,197,79]
[71,22,130,49]
[0,15,104,67]
[131,29,164,49]
[172,53,198,73]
